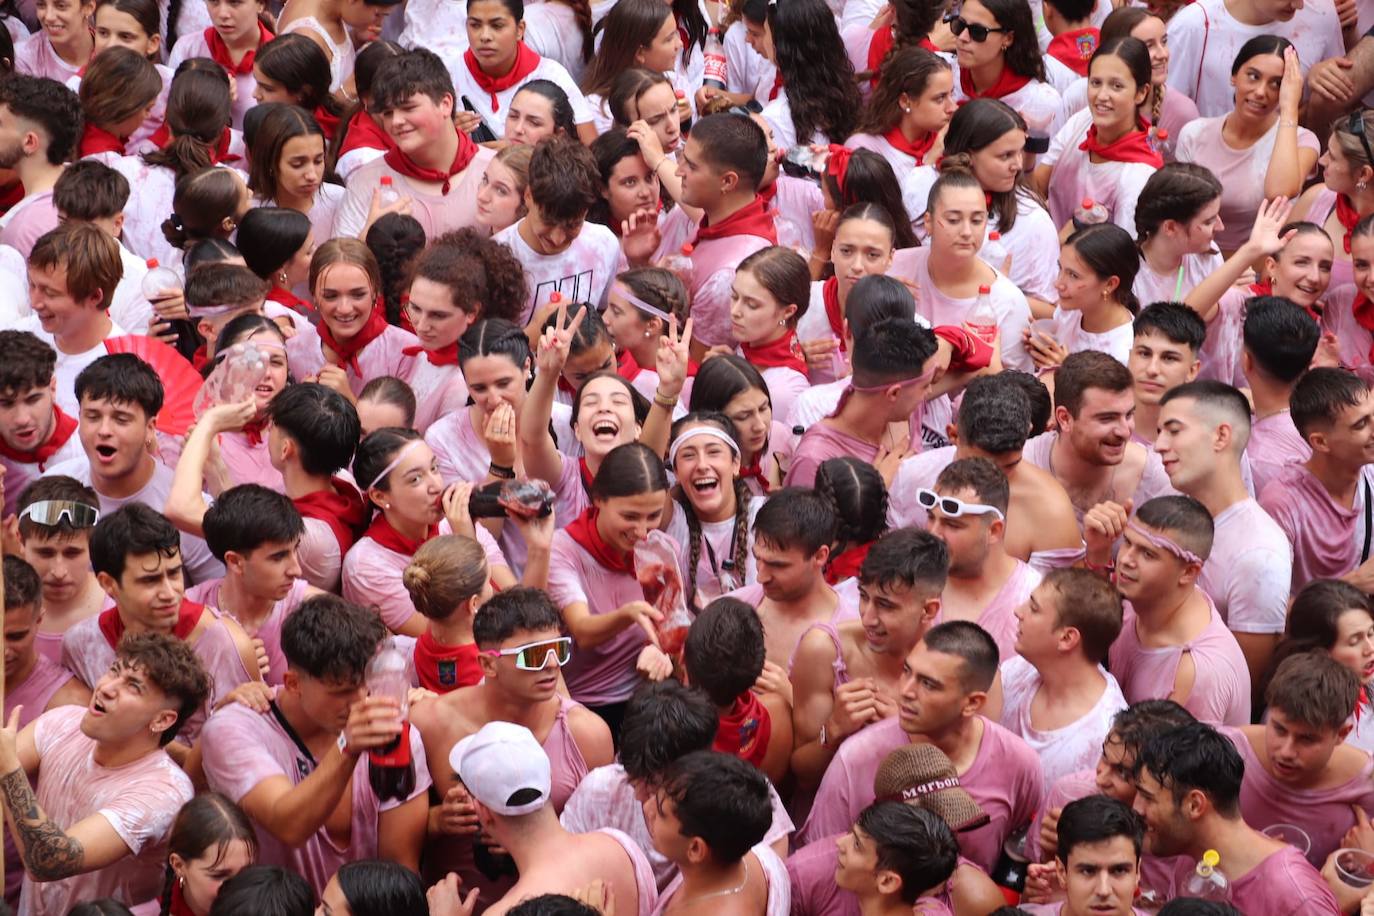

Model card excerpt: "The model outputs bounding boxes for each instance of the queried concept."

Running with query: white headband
[668,426,740,466]
[367,439,424,491]
[613,283,675,325]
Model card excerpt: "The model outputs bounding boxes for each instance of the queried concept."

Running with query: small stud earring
[778,319,786,326]
[902,106,910,113]
[1361,180,1369,192]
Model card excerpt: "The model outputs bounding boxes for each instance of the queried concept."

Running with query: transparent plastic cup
[1262,824,1311,857]
[1335,848,1374,888]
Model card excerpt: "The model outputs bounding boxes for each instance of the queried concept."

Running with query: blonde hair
[402,535,489,620]
[309,237,383,303]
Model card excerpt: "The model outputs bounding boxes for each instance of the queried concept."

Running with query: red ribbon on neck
[739,455,772,493]
[958,64,1030,101]
[402,342,460,366]
[565,506,636,575]
[98,599,205,648]
[1337,193,1362,255]
[383,123,479,196]
[80,123,126,157]
[882,125,936,166]
[768,71,783,102]
[462,41,541,112]
[318,298,390,374]
[741,328,808,375]
[690,195,778,248]
[824,542,872,585]
[293,478,368,557]
[1078,117,1163,167]
[364,512,438,557]
[204,20,272,76]
[0,406,77,468]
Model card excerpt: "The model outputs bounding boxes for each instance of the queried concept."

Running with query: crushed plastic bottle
[193,342,268,418]
[1181,850,1230,901]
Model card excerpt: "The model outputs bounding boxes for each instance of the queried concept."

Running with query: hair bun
[936,152,974,175]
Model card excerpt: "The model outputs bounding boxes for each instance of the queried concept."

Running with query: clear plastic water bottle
[966,285,998,345]
[1182,850,1230,901]
[1072,198,1109,231]
[661,243,695,290]
[141,258,181,301]
[192,342,268,418]
[783,145,819,175]
[365,639,416,803]
[981,230,1010,274]
[379,175,401,208]
[703,29,727,89]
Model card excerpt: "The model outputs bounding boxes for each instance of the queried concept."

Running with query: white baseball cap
[449,721,552,816]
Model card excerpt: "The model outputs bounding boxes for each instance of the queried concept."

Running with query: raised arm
[1185,197,1294,321]
[518,302,584,486]
[165,400,258,538]
[1263,50,1318,202]
[639,316,694,458]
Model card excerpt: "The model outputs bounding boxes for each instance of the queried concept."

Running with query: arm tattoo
[0,768,85,881]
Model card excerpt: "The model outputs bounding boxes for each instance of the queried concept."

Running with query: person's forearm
[1263,120,1304,200]
[1185,243,1259,321]
[789,738,839,791]
[566,607,633,648]
[639,391,676,458]
[0,767,84,881]
[517,371,562,484]
[165,424,215,537]
[521,543,551,591]
[256,746,360,846]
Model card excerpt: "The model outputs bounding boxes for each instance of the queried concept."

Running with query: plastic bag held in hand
[634,531,692,654]
[193,342,268,418]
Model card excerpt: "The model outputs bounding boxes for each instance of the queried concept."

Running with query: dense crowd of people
[3,0,1374,911]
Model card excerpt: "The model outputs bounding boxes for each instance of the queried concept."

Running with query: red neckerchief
[1249,278,1272,297]
[565,506,636,575]
[1352,293,1374,366]
[293,478,367,556]
[578,456,596,494]
[617,349,644,382]
[1078,117,1163,168]
[413,632,483,693]
[402,341,459,366]
[1337,194,1361,255]
[205,21,272,75]
[462,41,541,112]
[959,65,1030,101]
[824,542,872,585]
[314,104,341,143]
[713,690,771,767]
[318,299,389,374]
[0,182,24,215]
[739,454,771,493]
[867,26,896,88]
[79,123,125,157]
[557,374,577,397]
[268,285,313,319]
[821,276,846,353]
[883,125,936,166]
[161,874,198,916]
[365,512,438,557]
[191,346,209,371]
[98,599,204,648]
[241,418,267,446]
[383,123,479,195]
[742,329,808,375]
[0,406,76,468]
[339,109,396,157]
[758,182,777,207]
[690,195,778,247]
[1358,685,1370,722]
[768,71,783,102]
[1046,27,1098,77]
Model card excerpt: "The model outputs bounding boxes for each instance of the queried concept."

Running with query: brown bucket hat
[872,743,991,834]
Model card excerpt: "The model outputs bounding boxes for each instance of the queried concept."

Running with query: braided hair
[813,456,889,556]
[1133,162,1222,248]
[670,412,751,609]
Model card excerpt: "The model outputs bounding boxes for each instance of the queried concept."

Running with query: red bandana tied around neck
[865,28,941,87]
[1249,278,1273,298]
[463,41,541,112]
[739,454,771,493]
[80,123,126,157]
[826,145,852,196]
[617,349,645,382]
[413,633,483,693]
[162,875,198,916]
[205,20,272,76]
[1045,27,1098,77]
[578,456,596,494]
[383,123,479,195]
[313,105,341,143]
[742,329,808,375]
[768,71,783,102]
[98,599,205,649]
[1337,194,1361,255]
[1077,117,1163,168]
[340,109,397,157]
[565,506,636,575]
[824,542,872,585]
[242,419,267,447]
[402,342,460,367]
[0,406,76,468]
[882,125,937,166]
[365,513,438,557]
[0,181,24,215]
[1351,293,1374,366]
[821,276,846,353]
[319,298,389,375]
[713,690,772,766]
[293,478,368,557]
[268,285,314,319]
[958,65,1030,101]
[690,195,778,247]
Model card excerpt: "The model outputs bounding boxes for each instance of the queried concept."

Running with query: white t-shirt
[1197,498,1293,634]
[450,55,594,139]
[1165,0,1343,117]
[493,220,623,325]
[1042,108,1157,235]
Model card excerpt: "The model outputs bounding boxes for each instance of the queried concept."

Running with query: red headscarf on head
[826,145,852,197]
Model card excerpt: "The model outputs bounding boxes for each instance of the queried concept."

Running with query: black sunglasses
[1349,111,1374,168]
[949,16,1007,42]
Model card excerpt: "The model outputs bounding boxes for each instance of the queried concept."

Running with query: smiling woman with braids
[759,0,863,149]
[813,456,889,586]
[661,412,763,609]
